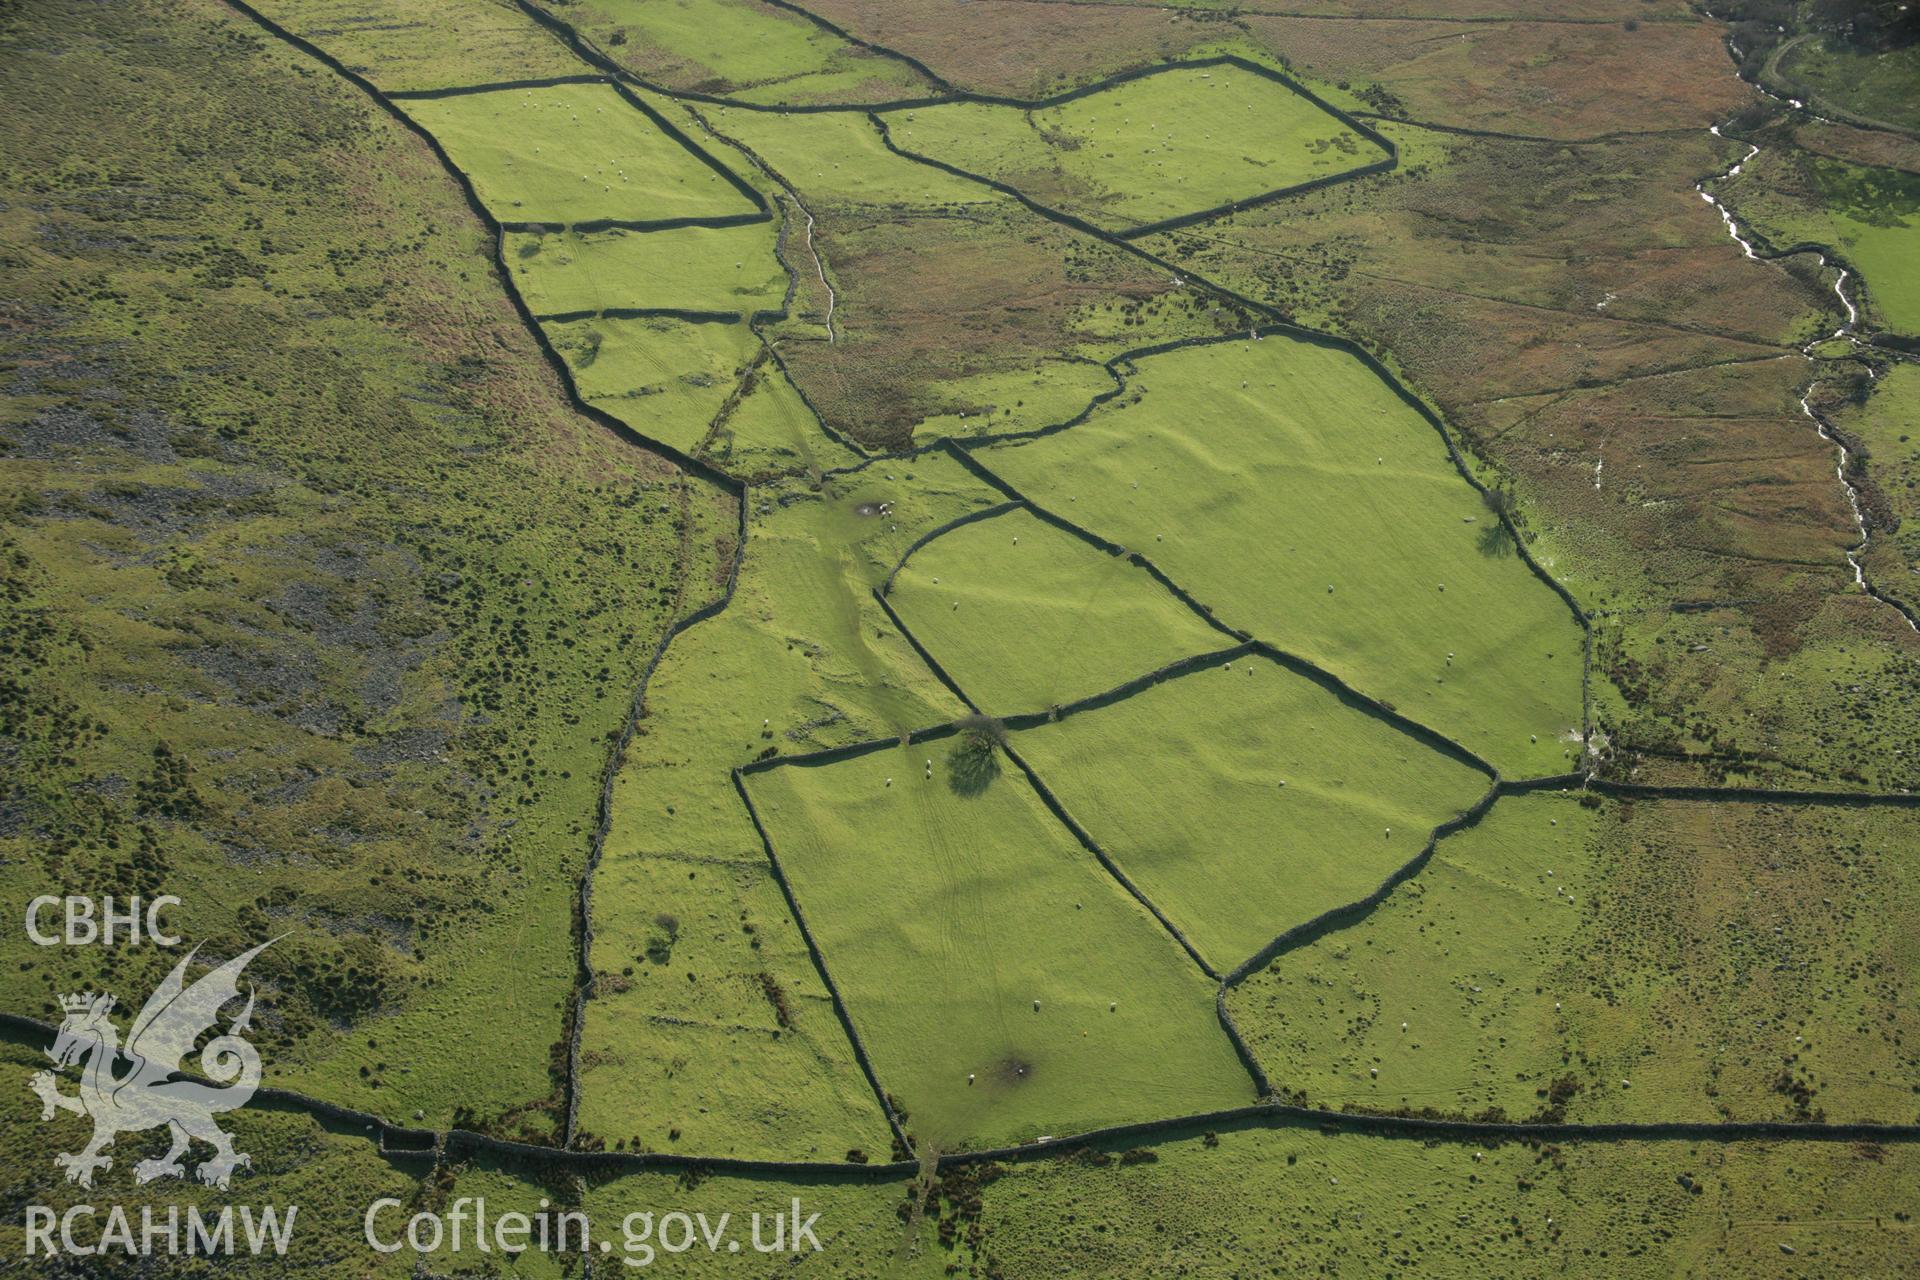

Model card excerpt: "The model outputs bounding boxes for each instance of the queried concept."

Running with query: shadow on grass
[946,731,1001,797]
[1475,487,1519,558]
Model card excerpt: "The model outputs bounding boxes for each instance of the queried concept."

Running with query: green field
[884,65,1385,232]
[0,0,750,1137]
[506,223,787,316]
[1775,35,1920,134]
[498,1116,1920,1276]
[966,1119,1920,1278]
[1837,363,1920,619]
[909,358,1124,441]
[887,506,1228,712]
[975,338,1588,776]
[1718,149,1920,334]
[704,354,864,476]
[578,453,999,1157]
[744,740,1253,1150]
[252,0,584,91]
[0,1038,425,1277]
[1589,594,1920,793]
[703,105,1000,210]
[1011,654,1490,971]
[14,0,1920,1269]
[1229,792,1920,1124]
[565,0,935,106]
[548,314,761,451]
[401,83,757,224]
[1809,155,1920,334]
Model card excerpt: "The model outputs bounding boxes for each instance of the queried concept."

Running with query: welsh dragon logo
[30,940,274,1189]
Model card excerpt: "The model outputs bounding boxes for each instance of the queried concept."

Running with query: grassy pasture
[975,338,1587,777]
[744,740,1253,1150]
[1012,653,1490,971]
[1775,35,1920,134]
[401,83,758,224]
[251,0,584,91]
[1230,792,1920,1125]
[1589,592,1920,794]
[547,314,761,452]
[579,455,1000,1156]
[461,1113,1920,1278]
[1835,363,1920,620]
[1717,148,1920,334]
[704,354,865,476]
[705,106,1000,209]
[580,913,893,1163]
[967,1117,1920,1279]
[885,65,1384,232]
[0,0,749,1137]
[0,1036,427,1277]
[566,0,934,106]
[506,224,786,316]
[908,357,1122,441]
[769,205,1222,449]
[887,506,1228,713]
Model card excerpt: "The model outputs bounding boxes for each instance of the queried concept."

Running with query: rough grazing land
[7,0,1920,1272]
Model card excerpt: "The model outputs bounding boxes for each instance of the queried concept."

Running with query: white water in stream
[1696,75,1916,630]
[802,201,836,343]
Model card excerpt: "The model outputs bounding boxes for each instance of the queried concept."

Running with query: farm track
[184,0,1920,1173]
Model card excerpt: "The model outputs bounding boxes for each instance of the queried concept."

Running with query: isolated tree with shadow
[946,715,1005,796]
[1477,485,1517,559]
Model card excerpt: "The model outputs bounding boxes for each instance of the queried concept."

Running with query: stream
[1695,45,1917,631]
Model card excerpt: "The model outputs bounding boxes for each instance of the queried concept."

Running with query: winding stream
[1697,60,1916,631]
[801,197,836,342]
